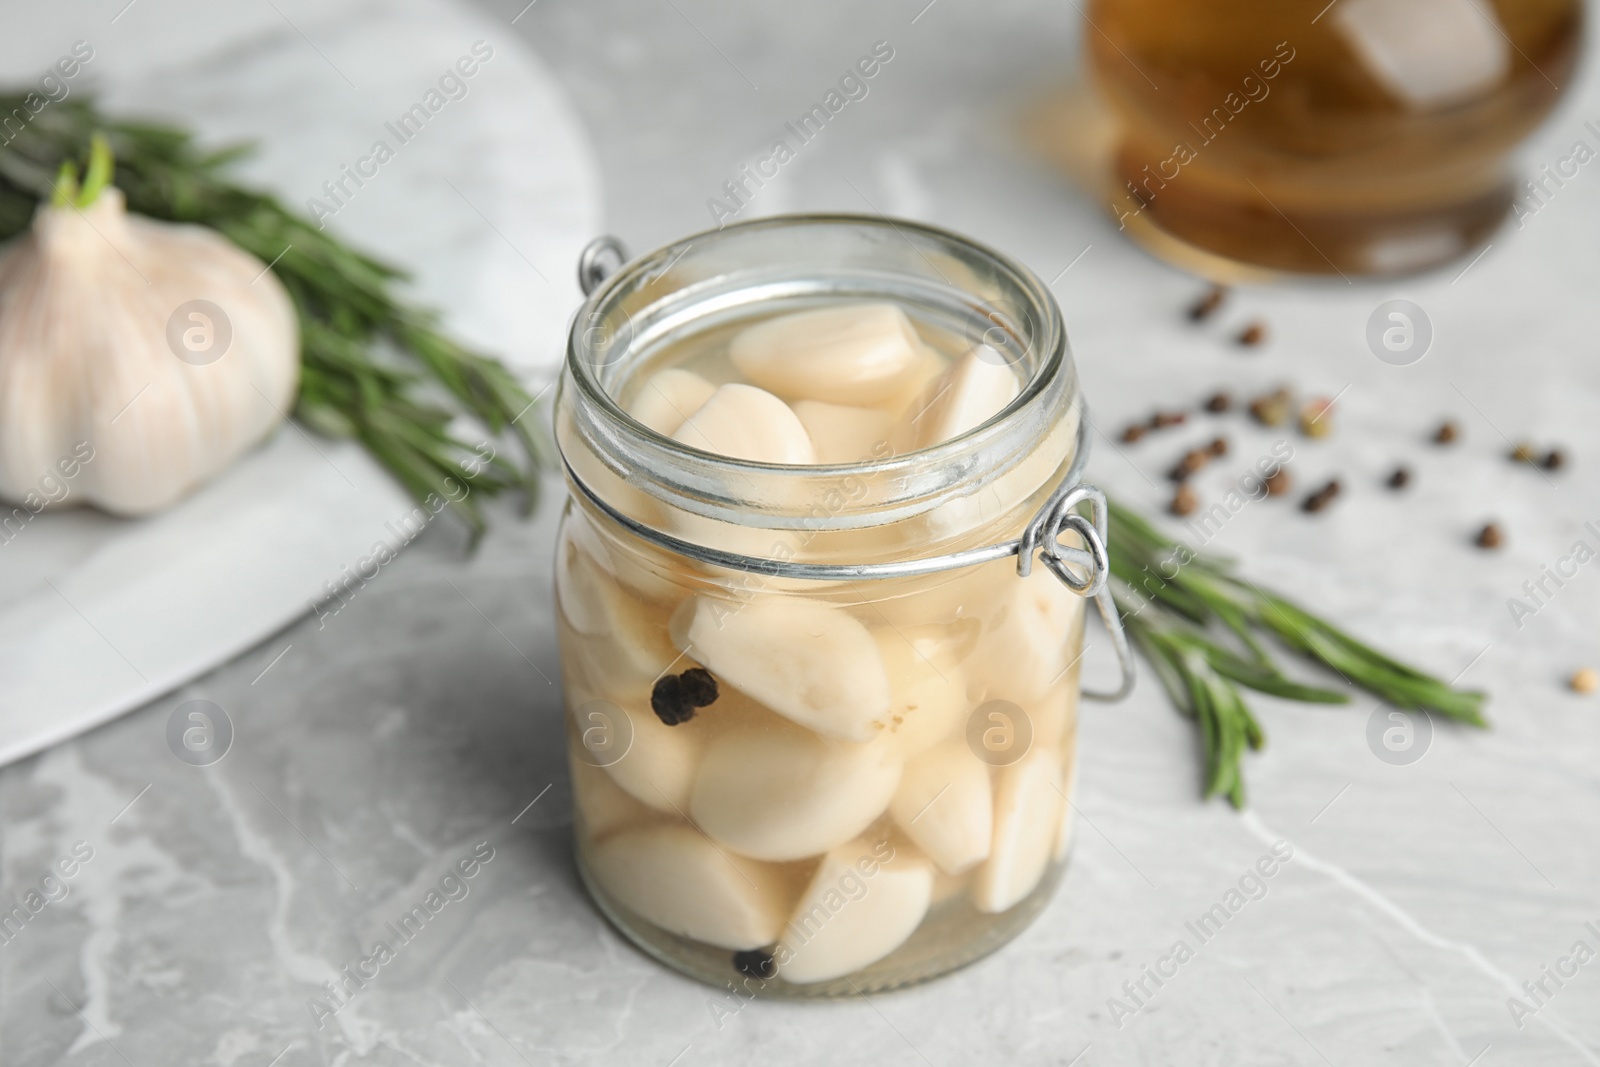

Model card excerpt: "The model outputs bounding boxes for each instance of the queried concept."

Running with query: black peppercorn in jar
[553,216,1125,996]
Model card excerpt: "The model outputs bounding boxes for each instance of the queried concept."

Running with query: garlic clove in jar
[588,824,794,950]
[967,569,1086,707]
[896,345,1020,451]
[889,743,993,874]
[568,737,656,841]
[776,835,934,984]
[560,505,683,605]
[680,594,892,742]
[729,303,925,406]
[879,342,948,424]
[627,368,717,436]
[872,627,970,756]
[792,400,896,465]
[974,747,1065,913]
[689,725,902,862]
[670,383,815,465]
[567,691,705,815]
[921,403,1079,541]
[556,529,680,692]
[0,183,299,516]
[1055,735,1079,861]
[664,383,814,562]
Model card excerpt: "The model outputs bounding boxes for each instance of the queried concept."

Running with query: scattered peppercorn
[1264,468,1292,497]
[1170,448,1210,481]
[1204,391,1232,414]
[1299,397,1335,439]
[1542,448,1566,471]
[1206,436,1229,457]
[1433,420,1459,445]
[1237,321,1267,347]
[1121,423,1147,444]
[1188,285,1227,322]
[733,948,776,980]
[679,667,718,707]
[1301,479,1341,513]
[1386,466,1411,490]
[650,675,695,725]
[1475,522,1504,549]
[1150,410,1188,429]
[1510,441,1537,463]
[1248,388,1292,427]
[1170,483,1198,516]
[1572,667,1599,694]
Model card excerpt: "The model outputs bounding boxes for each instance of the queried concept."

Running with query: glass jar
[1085,0,1581,276]
[552,215,1119,996]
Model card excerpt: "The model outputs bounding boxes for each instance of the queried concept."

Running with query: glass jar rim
[557,213,1079,529]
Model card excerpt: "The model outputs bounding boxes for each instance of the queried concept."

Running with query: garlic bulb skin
[0,188,299,516]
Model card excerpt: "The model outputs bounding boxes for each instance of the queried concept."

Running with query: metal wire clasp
[568,235,1135,703]
[1015,482,1133,702]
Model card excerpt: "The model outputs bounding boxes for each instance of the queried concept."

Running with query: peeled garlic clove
[967,570,1086,706]
[627,368,718,436]
[849,572,982,633]
[562,505,683,604]
[568,737,654,841]
[570,696,703,815]
[898,346,1020,450]
[560,604,678,697]
[872,628,969,755]
[1055,737,1079,861]
[880,342,949,423]
[671,383,815,465]
[561,448,669,553]
[729,303,925,406]
[556,535,680,694]
[589,824,792,950]
[776,836,934,984]
[0,187,299,516]
[974,748,1065,913]
[1032,675,1081,757]
[689,727,901,862]
[671,513,803,575]
[792,400,896,465]
[889,743,992,874]
[922,406,1080,541]
[681,595,892,742]
[554,529,618,637]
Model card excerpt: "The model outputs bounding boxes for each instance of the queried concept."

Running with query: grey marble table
[7,1,1600,1065]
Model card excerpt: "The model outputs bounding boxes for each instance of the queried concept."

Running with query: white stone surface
[4,2,1600,1066]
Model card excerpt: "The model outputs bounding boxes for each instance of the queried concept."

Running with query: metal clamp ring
[578,236,628,296]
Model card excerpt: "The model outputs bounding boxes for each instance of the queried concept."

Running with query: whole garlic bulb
[0,183,299,516]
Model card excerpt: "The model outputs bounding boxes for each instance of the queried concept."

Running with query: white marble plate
[0,0,601,765]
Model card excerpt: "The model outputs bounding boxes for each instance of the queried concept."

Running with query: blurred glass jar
[1087,0,1582,275]
[553,216,1103,995]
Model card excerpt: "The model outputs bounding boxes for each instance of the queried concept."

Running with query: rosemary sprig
[0,94,546,540]
[1107,498,1487,805]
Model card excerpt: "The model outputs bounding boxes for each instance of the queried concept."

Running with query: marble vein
[1240,812,1600,1065]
